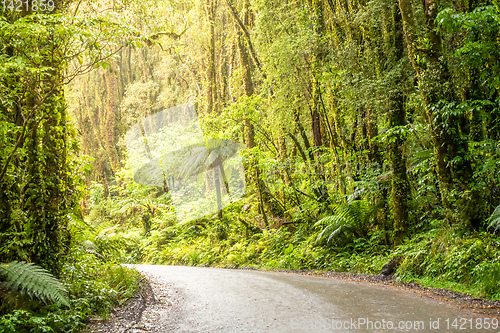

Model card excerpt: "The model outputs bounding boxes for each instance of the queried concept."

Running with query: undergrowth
[136,213,500,300]
[0,249,141,333]
[393,229,500,299]
[80,168,500,307]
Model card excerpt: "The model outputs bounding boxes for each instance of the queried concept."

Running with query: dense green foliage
[0,261,70,307]
[1,0,500,330]
[0,253,141,332]
[0,2,144,332]
[68,0,500,301]
[89,193,500,299]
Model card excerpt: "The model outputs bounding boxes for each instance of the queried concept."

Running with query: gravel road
[102,264,499,333]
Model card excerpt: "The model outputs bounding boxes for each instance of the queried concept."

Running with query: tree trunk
[388,4,410,246]
[205,0,217,115]
[105,68,120,172]
[235,0,269,226]
[310,0,324,149]
[398,0,480,232]
[214,157,223,219]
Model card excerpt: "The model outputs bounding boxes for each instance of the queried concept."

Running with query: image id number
[2,0,55,11]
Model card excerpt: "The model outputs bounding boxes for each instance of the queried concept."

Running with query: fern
[487,204,500,232]
[0,261,70,307]
[84,248,107,262]
[94,228,128,256]
[314,199,379,245]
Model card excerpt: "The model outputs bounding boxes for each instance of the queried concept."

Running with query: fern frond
[81,240,98,251]
[85,249,107,262]
[315,198,379,244]
[487,204,500,232]
[348,187,366,202]
[94,228,128,256]
[0,261,70,307]
[314,204,354,243]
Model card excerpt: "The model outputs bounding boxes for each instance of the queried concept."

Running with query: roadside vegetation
[1,0,500,331]
[85,177,500,301]
[71,0,500,303]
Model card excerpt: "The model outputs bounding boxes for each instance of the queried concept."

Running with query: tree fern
[487,204,500,232]
[0,261,70,307]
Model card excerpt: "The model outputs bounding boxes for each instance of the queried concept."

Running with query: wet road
[132,265,495,332]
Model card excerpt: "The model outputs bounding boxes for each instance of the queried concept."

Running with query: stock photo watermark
[127,103,246,223]
[291,317,499,331]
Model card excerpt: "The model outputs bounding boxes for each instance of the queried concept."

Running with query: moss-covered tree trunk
[398,0,481,232]
[310,0,324,149]
[232,0,269,225]
[24,74,69,275]
[389,3,410,246]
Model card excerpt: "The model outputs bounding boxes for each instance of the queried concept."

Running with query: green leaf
[0,261,70,307]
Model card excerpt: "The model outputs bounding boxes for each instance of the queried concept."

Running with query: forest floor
[86,266,500,333]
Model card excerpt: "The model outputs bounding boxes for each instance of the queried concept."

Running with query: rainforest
[1,0,500,331]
